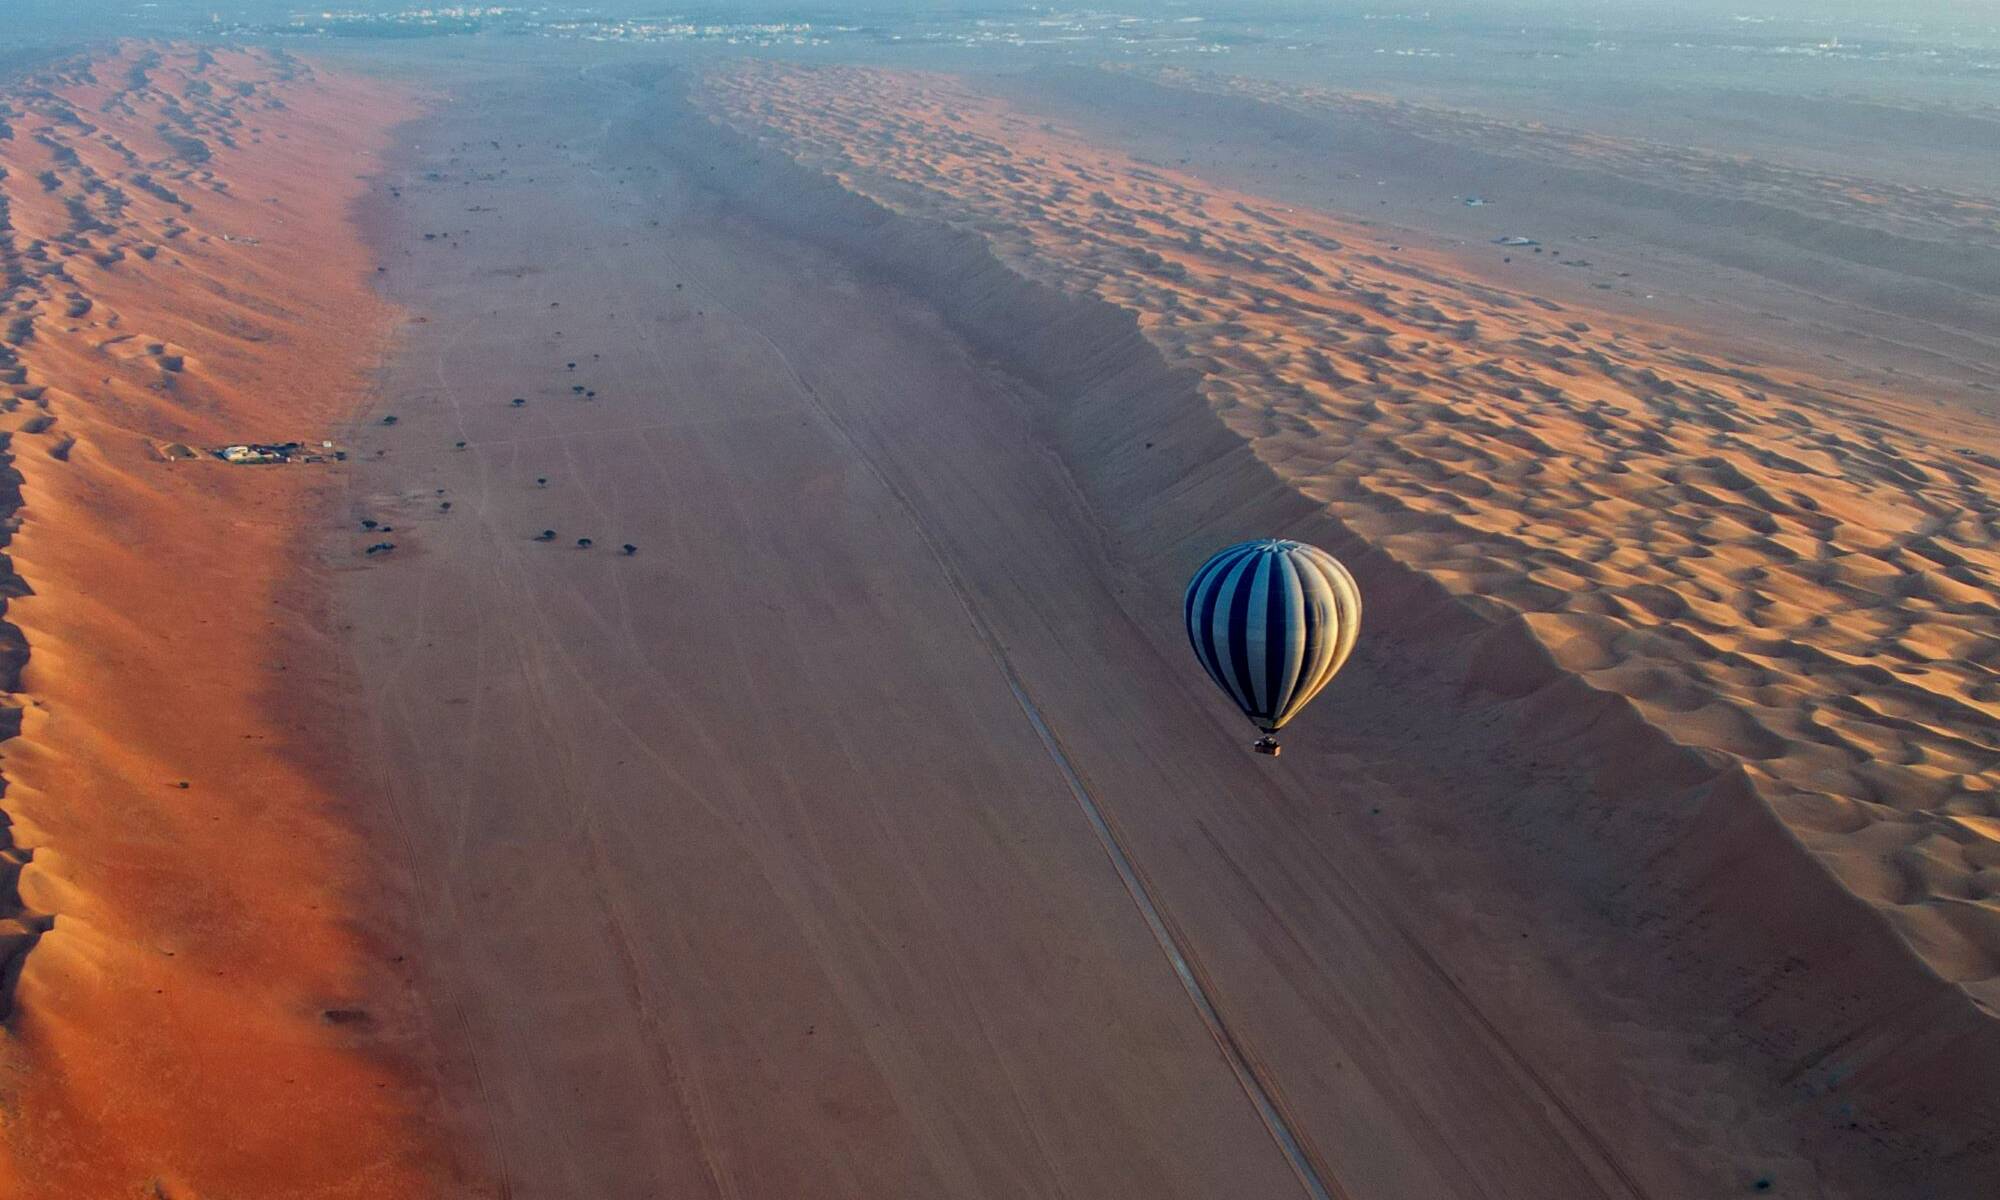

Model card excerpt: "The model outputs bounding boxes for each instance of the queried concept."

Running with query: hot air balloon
[1184,539,1360,756]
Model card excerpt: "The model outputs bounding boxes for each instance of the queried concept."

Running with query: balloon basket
[1253,736,1282,757]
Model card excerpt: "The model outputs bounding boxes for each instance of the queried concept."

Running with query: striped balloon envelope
[1184,539,1361,753]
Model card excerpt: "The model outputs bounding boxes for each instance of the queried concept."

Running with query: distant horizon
[8,0,1997,104]
[10,0,2000,30]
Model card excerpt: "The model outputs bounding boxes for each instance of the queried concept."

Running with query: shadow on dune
[646,66,2000,1194]
[0,432,48,1022]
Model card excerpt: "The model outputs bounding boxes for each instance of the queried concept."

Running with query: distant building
[217,442,300,464]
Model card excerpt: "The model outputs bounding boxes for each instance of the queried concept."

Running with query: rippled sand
[701,62,2000,1005]
[0,44,455,1197]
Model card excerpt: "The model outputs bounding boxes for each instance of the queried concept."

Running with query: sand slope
[0,45,460,1197]
[342,62,1322,1199]
[306,51,1843,1197]
[171,41,1981,1197]
[685,62,2000,1193]
[701,61,2000,1007]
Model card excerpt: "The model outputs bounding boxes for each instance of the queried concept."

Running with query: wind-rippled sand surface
[1141,66,2000,261]
[0,44,455,1197]
[701,63,2000,1003]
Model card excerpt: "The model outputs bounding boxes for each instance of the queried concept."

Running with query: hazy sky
[11,0,2000,18]
[6,0,1997,47]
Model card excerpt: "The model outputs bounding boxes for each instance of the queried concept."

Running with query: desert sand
[691,60,2000,1193]
[699,60,2000,1005]
[992,64,2000,415]
[4,33,1997,1200]
[322,47,1998,1200]
[0,45,462,1197]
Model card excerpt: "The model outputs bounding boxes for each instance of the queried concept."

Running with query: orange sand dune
[0,44,461,1196]
[699,61,2000,1019]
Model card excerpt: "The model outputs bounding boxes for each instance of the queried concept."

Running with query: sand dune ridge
[0,43,449,1197]
[0,429,44,1021]
[700,65,2000,1008]
[689,61,2000,1186]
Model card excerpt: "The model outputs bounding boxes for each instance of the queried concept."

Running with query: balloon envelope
[1184,539,1361,733]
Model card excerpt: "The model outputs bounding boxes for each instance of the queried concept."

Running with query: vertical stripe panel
[1242,552,1275,719]
[1208,552,1259,713]
[1275,551,1337,728]
[1260,552,1292,723]
[1270,551,1308,723]
[1185,549,1236,686]
[1200,548,1248,692]
[1208,556,1256,716]
[1282,547,1362,726]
